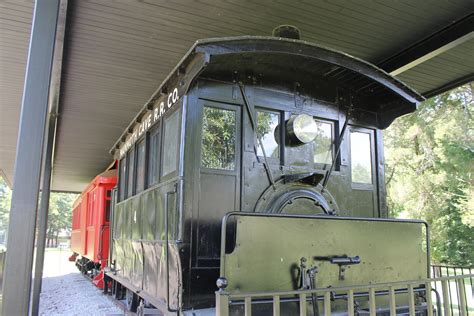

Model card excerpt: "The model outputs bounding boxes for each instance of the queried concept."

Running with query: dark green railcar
[107,30,429,315]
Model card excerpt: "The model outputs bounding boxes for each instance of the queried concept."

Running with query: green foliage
[46,192,77,246]
[0,176,78,247]
[201,107,237,170]
[352,163,371,184]
[384,83,474,266]
[257,111,280,158]
[256,111,275,138]
[0,177,12,243]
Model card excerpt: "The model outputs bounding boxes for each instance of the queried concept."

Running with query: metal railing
[215,274,473,316]
[432,265,474,316]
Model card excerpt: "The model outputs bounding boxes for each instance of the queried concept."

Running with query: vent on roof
[272,25,301,40]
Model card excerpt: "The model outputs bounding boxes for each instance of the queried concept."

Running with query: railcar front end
[70,169,116,288]
[102,33,461,315]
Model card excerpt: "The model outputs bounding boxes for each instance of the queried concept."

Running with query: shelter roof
[0,1,472,192]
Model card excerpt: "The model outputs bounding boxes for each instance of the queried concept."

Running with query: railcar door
[196,100,241,267]
[348,126,379,217]
[85,189,97,259]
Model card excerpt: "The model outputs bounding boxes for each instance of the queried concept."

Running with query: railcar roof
[72,169,117,206]
[111,36,425,156]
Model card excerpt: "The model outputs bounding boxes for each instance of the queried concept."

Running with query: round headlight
[287,114,317,144]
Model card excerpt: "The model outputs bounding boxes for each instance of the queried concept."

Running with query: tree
[384,83,473,266]
[0,176,77,247]
[0,177,12,245]
[201,107,238,170]
[46,192,77,247]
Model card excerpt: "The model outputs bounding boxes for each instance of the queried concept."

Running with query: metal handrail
[216,274,473,316]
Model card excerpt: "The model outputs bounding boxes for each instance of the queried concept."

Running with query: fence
[215,274,473,316]
[432,265,473,316]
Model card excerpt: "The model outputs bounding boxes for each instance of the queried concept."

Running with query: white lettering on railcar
[119,87,179,157]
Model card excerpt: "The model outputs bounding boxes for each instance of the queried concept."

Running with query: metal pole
[1,1,60,315]
[30,1,67,314]
[30,117,55,316]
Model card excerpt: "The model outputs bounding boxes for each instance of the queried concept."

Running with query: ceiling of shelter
[0,0,473,192]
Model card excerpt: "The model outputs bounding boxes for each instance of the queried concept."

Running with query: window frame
[312,117,336,168]
[161,106,181,181]
[118,156,127,202]
[135,137,146,194]
[255,107,283,164]
[200,103,239,173]
[349,127,376,189]
[146,121,162,188]
[126,147,136,199]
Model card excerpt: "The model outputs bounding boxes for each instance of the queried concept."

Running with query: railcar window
[119,157,127,201]
[127,148,135,198]
[201,106,236,170]
[147,125,161,186]
[105,199,111,222]
[135,139,146,193]
[350,132,372,184]
[313,120,333,165]
[162,110,180,176]
[87,192,95,226]
[257,110,280,158]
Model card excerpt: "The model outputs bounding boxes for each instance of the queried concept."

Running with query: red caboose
[70,169,116,288]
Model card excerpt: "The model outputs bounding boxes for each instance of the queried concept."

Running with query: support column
[29,114,55,316]
[30,1,68,314]
[2,1,60,315]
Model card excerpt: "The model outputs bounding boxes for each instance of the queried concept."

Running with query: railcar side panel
[111,104,185,310]
[70,200,82,253]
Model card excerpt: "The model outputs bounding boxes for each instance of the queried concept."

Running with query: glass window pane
[162,110,180,176]
[148,126,160,186]
[119,157,127,201]
[201,106,236,170]
[136,139,146,193]
[350,132,372,184]
[313,120,333,164]
[127,148,135,198]
[257,110,279,158]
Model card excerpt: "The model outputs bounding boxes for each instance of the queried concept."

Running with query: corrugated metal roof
[0,1,34,188]
[0,0,472,192]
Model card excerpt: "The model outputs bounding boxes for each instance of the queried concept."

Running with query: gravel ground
[39,248,126,316]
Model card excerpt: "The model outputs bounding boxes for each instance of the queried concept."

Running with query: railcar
[70,169,116,288]
[106,27,430,315]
